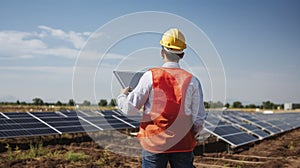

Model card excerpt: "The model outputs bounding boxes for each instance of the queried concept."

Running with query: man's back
[137,67,195,153]
[117,28,206,168]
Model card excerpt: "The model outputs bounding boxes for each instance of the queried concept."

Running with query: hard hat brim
[160,40,186,50]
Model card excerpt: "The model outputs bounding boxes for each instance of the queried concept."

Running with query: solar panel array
[1,110,300,148]
[204,111,300,147]
[0,110,139,139]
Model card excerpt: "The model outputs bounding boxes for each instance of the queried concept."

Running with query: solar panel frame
[116,115,141,127]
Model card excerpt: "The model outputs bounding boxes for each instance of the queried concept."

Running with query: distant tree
[246,104,257,109]
[210,101,224,108]
[262,101,275,109]
[56,101,63,106]
[109,99,116,107]
[224,103,230,108]
[82,100,91,106]
[20,101,27,105]
[98,99,108,106]
[277,104,284,110]
[232,101,243,108]
[32,97,44,105]
[16,100,20,105]
[204,101,210,109]
[68,99,75,106]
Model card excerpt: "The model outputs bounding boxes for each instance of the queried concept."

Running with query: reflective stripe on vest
[137,67,195,153]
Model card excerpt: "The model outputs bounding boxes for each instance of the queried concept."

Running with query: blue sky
[0,0,299,105]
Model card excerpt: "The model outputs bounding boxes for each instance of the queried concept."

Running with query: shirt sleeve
[191,77,206,133]
[117,71,152,115]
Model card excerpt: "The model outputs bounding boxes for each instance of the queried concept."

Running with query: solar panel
[99,110,122,116]
[0,116,58,138]
[0,129,31,138]
[59,110,78,117]
[235,113,282,135]
[35,114,101,133]
[207,125,242,136]
[221,112,271,139]
[203,111,260,146]
[222,132,257,147]
[33,112,62,118]
[80,115,135,130]
[26,128,58,135]
[116,115,141,127]
[0,112,6,119]
[76,110,101,117]
[265,120,292,131]
[0,118,29,137]
[205,111,223,126]
[0,121,22,130]
[252,130,270,138]
[253,112,299,131]
[288,120,300,127]
[205,125,258,147]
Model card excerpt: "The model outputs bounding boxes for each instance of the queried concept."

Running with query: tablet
[113,70,145,89]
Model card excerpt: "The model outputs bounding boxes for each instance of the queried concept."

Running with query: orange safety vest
[137,67,196,153]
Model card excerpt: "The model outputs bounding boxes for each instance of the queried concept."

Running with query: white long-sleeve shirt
[117,62,206,133]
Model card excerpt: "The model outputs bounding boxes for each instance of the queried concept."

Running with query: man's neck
[164,59,179,63]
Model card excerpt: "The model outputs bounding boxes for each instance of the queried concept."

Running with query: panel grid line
[27,112,62,134]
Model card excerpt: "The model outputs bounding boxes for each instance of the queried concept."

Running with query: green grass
[4,140,92,164]
[5,141,49,161]
[5,143,14,161]
[66,150,89,162]
[289,141,294,150]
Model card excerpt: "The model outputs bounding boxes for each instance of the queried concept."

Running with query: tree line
[205,100,283,110]
[0,98,117,107]
[0,98,283,110]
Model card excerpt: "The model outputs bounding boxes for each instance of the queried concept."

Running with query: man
[117,28,206,168]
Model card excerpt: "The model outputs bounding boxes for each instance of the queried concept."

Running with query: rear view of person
[117,28,206,168]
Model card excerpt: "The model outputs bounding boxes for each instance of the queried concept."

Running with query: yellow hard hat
[160,28,186,50]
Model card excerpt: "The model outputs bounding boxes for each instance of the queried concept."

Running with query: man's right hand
[120,87,132,95]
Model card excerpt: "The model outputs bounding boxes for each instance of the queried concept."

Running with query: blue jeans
[142,149,194,168]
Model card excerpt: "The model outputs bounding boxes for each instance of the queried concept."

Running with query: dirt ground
[239,128,300,168]
[0,128,300,168]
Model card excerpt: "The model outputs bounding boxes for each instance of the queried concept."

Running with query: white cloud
[0,31,47,59]
[0,66,73,74]
[38,25,90,49]
[38,25,66,37]
[83,32,91,36]
[0,26,92,60]
[0,26,128,65]
[33,47,79,59]
[19,55,34,59]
